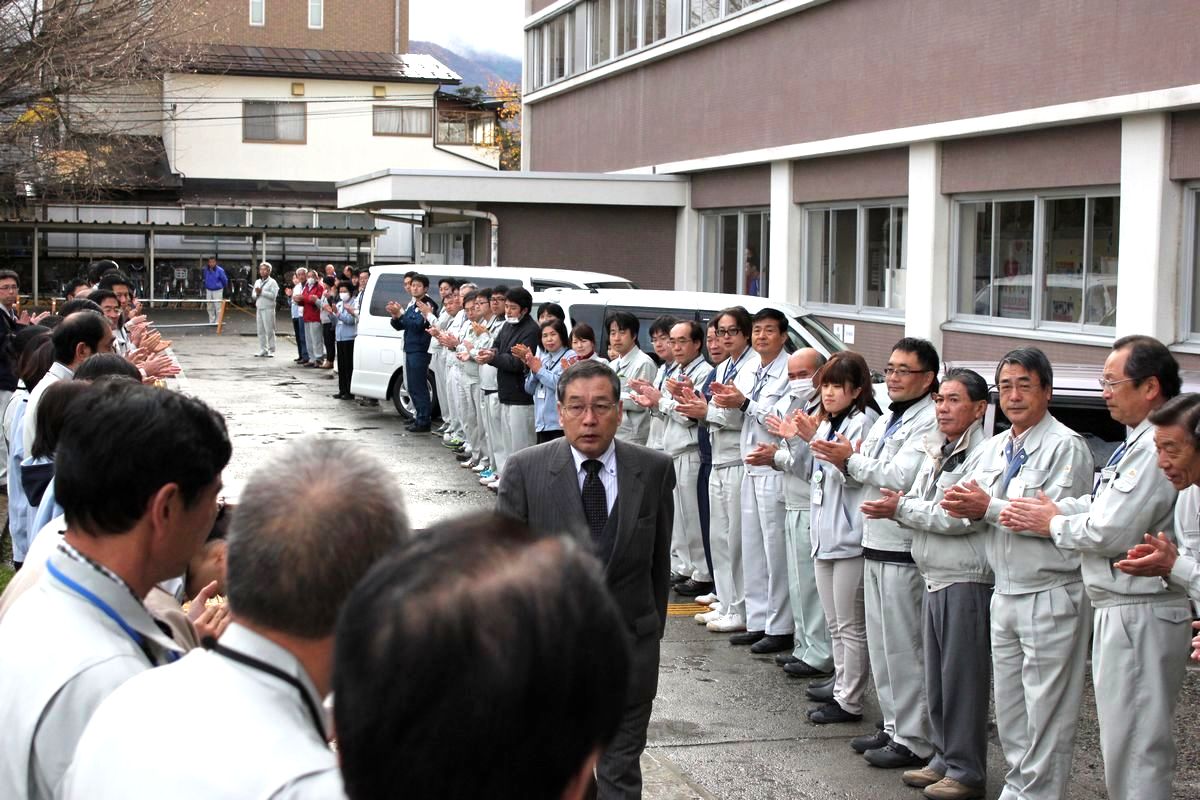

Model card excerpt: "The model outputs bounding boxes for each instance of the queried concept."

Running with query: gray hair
[225,439,410,639]
[556,360,620,403]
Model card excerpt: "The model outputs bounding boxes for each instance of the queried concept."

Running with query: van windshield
[794,315,846,354]
[367,274,510,316]
[586,281,638,289]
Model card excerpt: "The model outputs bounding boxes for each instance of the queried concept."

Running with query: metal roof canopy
[183,46,459,84]
[336,169,690,210]
[0,219,383,238]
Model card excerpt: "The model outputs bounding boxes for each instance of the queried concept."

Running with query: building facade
[504,0,1200,368]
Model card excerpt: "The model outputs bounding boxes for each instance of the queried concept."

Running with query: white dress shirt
[571,440,618,515]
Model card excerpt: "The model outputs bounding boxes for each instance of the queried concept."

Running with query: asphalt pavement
[173,321,1200,800]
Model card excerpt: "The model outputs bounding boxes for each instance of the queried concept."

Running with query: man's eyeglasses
[0,284,18,292]
[996,381,1041,395]
[883,367,931,378]
[715,327,742,337]
[561,402,617,419]
[1097,377,1135,391]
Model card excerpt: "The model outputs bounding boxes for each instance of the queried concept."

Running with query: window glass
[590,0,612,65]
[615,0,638,55]
[1042,197,1087,324]
[308,0,322,28]
[546,15,567,82]
[643,0,667,45]
[744,212,765,297]
[805,209,829,304]
[243,101,305,143]
[687,0,719,29]
[957,201,993,316]
[727,0,760,11]
[993,200,1035,320]
[249,0,264,25]
[1087,197,1119,326]
[830,208,858,306]
[373,106,431,136]
[527,29,543,90]
[571,5,589,73]
[1192,197,1200,335]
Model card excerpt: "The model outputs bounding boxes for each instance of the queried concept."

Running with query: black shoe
[749,634,794,654]
[808,702,863,725]
[407,424,432,433]
[783,660,834,678]
[806,680,834,702]
[876,719,885,731]
[775,653,799,667]
[728,630,765,646]
[674,579,714,597]
[669,572,690,585]
[455,452,473,462]
[294,357,306,363]
[863,742,926,769]
[851,730,891,754]
[331,393,352,399]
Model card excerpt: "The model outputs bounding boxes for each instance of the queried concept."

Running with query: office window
[242,101,305,143]
[437,110,496,146]
[700,209,770,297]
[308,0,322,29]
[954,194,1118,329]
[545,14,567,83]
[571,4,589,73]
[372,106,431,137]
[527,29,543,90]
[590,0,612,66]
[249,0,264,26]
[687,0,720,29]
[642,0,667,45]
[804,204,906,312]
[615,0,638,56]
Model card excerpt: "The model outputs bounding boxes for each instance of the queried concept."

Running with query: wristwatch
[740,398,750,412]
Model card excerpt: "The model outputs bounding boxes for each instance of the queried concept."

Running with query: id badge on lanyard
[811,468,825,506]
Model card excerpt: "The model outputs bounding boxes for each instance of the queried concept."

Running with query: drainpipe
[419,202,499,267]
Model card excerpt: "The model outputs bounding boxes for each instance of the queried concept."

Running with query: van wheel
[389,369,439,421]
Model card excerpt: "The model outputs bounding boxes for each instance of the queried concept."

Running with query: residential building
[340,0,1200,370]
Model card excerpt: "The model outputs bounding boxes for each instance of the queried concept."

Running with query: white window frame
[948,187,1120,336]
[1179,185,1200,343]
[698,206,770,297]
[800,199,908,319]
[249,0,264,26]
[308,0,323,29]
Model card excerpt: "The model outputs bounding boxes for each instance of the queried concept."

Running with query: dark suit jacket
[496,436,675,707]
[490,315,540,405]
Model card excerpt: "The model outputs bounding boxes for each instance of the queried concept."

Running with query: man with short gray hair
[252,262,279,358]
[61,440,411,800]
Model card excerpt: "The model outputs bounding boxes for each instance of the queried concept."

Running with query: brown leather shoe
[902,766,944,788]
[923,777,985,800]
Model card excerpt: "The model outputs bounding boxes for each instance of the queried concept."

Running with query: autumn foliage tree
[487,78,520,171]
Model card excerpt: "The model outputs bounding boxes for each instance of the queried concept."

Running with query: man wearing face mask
[763,348,833,678]
[477,288,540,487]
[298,272,326,368]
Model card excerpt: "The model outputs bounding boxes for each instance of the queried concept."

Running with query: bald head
[789,348,825,378]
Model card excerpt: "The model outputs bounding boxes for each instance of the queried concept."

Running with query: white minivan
[352,265,638,415]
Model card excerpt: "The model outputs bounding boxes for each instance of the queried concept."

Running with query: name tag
[811,469,824,506]
[1007,478,1026,499]
[536,386,548,401]
[1099,467,1117,486]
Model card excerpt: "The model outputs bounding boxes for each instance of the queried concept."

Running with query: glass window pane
[831,208,858,306]
[1086,196,1119,327]
[720,214,739,295]
[727,0,760,11]
[373,107,401,134]
[957,201,992,316]
[1042,197,1086,324]
[744,213,763,296]
[995,200,1034,320]
[250,0,264,25]
[572,5,589,73]
[615,0,637,55]
[308,0,322,27]
[547,16,567,81]
[275,103,305,142]
[643,0,666,44]
[805,209,829,304]
[687,0,719,29]
[527,30,542,90]
[700,215,720,293]
[890,207,907,311]
[759,213,770,298]
[864,207,888,308]
[591,0,611,65]
[243,101,274,140]
[404,107,431,136]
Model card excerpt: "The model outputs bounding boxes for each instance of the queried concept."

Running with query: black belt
[482,389,497,395]
[863,547,916,565]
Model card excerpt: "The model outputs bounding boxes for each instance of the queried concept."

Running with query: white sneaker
[706,613,747,633]
[472,460,490,473]
[694,608,723,625]
[695,593,719,606]
[486,475,500,492]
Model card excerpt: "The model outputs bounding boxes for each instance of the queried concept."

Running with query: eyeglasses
[883,367,931,378]
[715,327,742,337]
[0,284,18,292]
[1097,377,1136,391]
[561,402,617,418]
[996,380,1041,394]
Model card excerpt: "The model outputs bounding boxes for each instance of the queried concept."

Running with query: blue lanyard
[751,367,775,401]
[47,559,174,666]
[657,364,677,391]
[722,347,751,384]
[872,413,907,457]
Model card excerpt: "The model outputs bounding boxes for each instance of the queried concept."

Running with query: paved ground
[175,324,1200,800]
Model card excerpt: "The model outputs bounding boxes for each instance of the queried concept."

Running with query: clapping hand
[628,377,661,405]
[1191,621,1200,663]
[1000,492,1059,536]
[861,488,903,520]
[140,352,180,379]
[188,581,231,641]
[475,348,495,364]
[810,433,856,471]
[709,381,746,409]
[674,387,708,420]
[940,480,991,520]
[511,343,532,363]
[1114,532,1178,578]
[386,300,402,318]
[744,443,778,467]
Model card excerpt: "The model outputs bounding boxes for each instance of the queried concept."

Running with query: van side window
[367,275,408,317]
[532,279,576,291]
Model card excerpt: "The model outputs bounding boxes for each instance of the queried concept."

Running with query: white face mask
[504,315,519,324]
[789,378,813,396]
[339,292,350,301]
[306,278,316,286]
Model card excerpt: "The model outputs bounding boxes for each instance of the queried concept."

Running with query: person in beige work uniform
[938,348,1094,800]
[607,311,658,446]
[1004,336,1191,800]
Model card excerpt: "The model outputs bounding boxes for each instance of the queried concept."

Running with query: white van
[352,265,637,414]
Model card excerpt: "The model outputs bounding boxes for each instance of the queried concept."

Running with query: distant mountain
[408,40,522,92]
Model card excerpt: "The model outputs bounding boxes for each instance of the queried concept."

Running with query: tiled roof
[185,45,460,84]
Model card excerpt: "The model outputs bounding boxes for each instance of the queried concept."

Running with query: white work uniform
[613,347,658,445]
[1170,484,1200,609]
[659,355,714,582]
[254,276,280,354]
[738,349,793,636]
[845,394,939,758]
[477,316,505,470]
[1049,418,1191,800]
[965,413,1094,800]
[702,345,756,620]
[0,542,183,800]
[62,622,340,799]
[22,361,71,459]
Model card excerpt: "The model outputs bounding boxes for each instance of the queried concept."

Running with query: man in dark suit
[386,273,439,433]
[498,359,675,800]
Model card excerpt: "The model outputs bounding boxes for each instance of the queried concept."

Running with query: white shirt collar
[570,440,617,476]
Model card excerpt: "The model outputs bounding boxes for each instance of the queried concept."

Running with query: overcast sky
[409,0,526,59]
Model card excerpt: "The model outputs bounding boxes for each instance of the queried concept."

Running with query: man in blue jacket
[387,273,439,433]
[203,256,229,324]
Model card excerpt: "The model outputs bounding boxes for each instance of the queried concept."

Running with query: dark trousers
[697,460,713,577]
[292,317,308,361]
[925,582,992,788]
[336,339,355,396]
[322,322,336,364]
[594,700,653,800]
[536,429,564,444]
[406,351,432,426]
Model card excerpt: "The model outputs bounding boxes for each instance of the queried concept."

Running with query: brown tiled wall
[793,148,909,203]
[940,122,1122,195]
[190,0,405,53]
[1170,111,1200,181]
[690,165,771,209]
[530,0,557,12]
[476,203,677,289]
[941,330,1109,368]
[529,0,1200,172]
[814,315,903,371]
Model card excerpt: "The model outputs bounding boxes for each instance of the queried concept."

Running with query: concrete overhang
[336,169,689,211]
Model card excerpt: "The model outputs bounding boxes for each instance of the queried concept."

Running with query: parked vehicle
[353,266,638,417]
